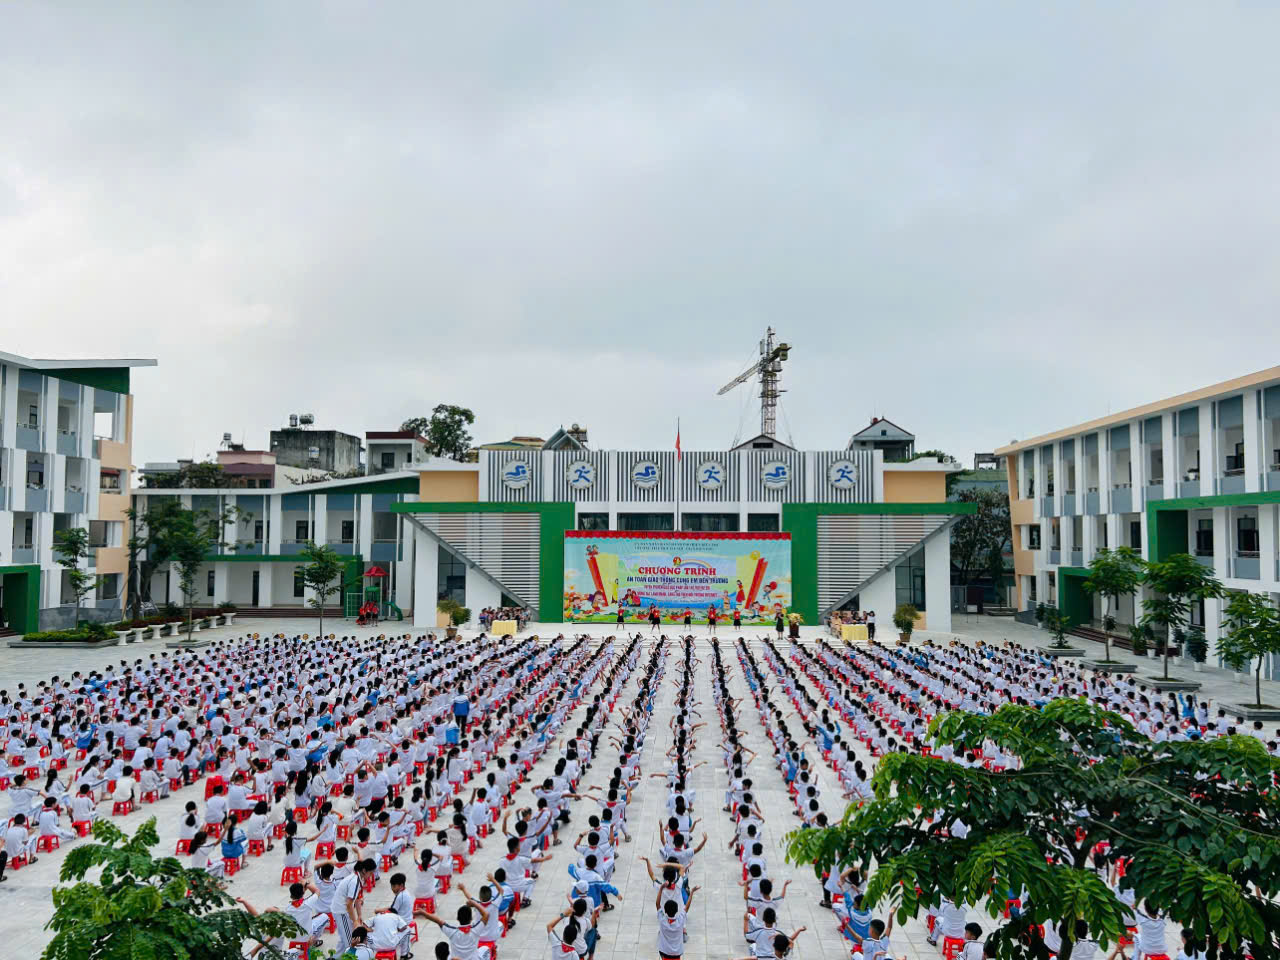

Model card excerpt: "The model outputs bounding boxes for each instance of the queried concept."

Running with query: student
[334,859,376,954]
[419,903,491,960]
[655,883,699,960]
[859,917,898,960]
[959,922,984,960]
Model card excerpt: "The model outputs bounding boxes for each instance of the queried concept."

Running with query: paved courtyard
[0,614,1272,958]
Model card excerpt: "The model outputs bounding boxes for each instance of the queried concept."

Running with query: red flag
[675,422,681,461]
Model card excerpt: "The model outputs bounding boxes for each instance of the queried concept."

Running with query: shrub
[451,605,471,627]
[23,622,114,643]
[893,603,919,637]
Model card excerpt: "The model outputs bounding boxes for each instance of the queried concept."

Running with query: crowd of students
[2,622,1266,959]
[475,609,530,633]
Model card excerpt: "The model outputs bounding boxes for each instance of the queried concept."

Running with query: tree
[167,507,231,643]
[786,700,1280,960]
[951,488,1011,592]
[125,500,186,621]
[1081,546,1144,662]
[299,541,345,639]
[401,404,476,461]
[52,527,100,623]
[1219,591,1280,708]
[1042,605,1071,649]
[43,818,295,960]
[141,461,232,489]
[1140,553,1224,681]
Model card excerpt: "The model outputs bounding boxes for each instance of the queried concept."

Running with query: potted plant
[1034,602,1047,626]
[1128,623,1149,659]
[113,621,137,644]
[1184,628,1207,672]
[787,613,803,640]
[893,603,919,643]
[1042,607,1072,649]
[438,599,462,638]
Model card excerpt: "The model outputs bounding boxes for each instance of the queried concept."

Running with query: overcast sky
[3,3,1278,468]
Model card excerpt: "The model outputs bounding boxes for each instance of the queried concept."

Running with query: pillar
[1199,401,1215,496]
[924,531,952,633]
[412,527,439,629]
[1244,388,1262,493]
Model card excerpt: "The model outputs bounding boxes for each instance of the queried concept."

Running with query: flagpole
[675,417,681,533]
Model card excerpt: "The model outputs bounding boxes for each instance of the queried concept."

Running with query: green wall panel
[0,565,42,634]
[1057,566,1091,627]
[54,367,131,394]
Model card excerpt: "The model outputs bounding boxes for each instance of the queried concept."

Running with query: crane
[717,327,791,439]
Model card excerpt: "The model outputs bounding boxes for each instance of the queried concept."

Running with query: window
[1130,521,1142,550]
[373,512,398,542]
[1195,518,1213,556]
[1149,449,1163,483]
[380,451,396,470]
[617,513,675,531]
[577,513,609,531]
[88,520,108,548]
[22,518,33,547]
[894,548,926,611]
[293,568,305,598]
[28,404,38,428]
[747,513,780,532]
[1027,525,1041,550]
[1237,516,1259,556]
[96,573,120,601]
[254,520,264,542]
[295,519,310,542]
[1027,576,1037,602]
[437,546,466,606]
[682,513,739,532]
[99,471,121,491]
[341,520,355,543]
[207,570,216,597]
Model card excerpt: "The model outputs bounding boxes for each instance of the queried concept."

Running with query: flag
[676,421,681,461]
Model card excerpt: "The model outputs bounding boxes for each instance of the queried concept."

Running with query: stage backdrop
[563,531,791,624]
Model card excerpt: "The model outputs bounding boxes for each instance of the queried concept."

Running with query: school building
[130,431,969,632]
[996,365,1280,658]
[0,352,154,634]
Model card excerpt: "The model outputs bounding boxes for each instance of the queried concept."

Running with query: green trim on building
[1145,490,1280,562]
[54,367,131,394]
[0,564,42,634]
[314,477,418,496]
[203,554,313,563]
[1056,566,1091,627]
[392,501,576,620]
[781,501,978,623]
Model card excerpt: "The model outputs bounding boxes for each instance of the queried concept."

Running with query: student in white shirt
[655,883,699,959]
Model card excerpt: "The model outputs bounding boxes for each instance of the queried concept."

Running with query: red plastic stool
[112,800,133,816]
[280,866,304,885]
[410,921,420,943]
[293,807,309,823]
[141,791,159,805]
[222,858,241,877]
[248,839,266,857]
[336,824,352,841]
[175,838,192,854]
[479,939,496,960]
[943,937,965,960]
[8,854,28,871]
[437,874,451,894]
[316,841,335,859]
[413,897,435,915]
[272,822,286,839]
[375,952,397,960]
[73,820,93,837]
[288,942,311,960]
[36,835,60,853]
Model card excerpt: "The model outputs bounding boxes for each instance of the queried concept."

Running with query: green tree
[52,526,100,622]
[125,500,186,621]
[167,507,231,644]
[950,488,1011,592]
[401,404,476,461]
[786,700,1280,960]
[1081,546,1145,662]
[299,541,345,639]
[142,461,231,489]
[1219,591,1280,708]
[1042,604,1072,649]
[43,818,295,960]
[1140,553,1224,681]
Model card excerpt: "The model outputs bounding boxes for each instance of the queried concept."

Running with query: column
[1098,431,1112,513]
[313,494,328,549]
[1162,412,1176,499]
[1052,442,1064,514]
[872,450,885,502]
[1212,506,1229,582]
[260,564,274,609]
[737,450,749,529]
[1259,503,1278,588]
[0,363,17,449]
[412,527,439,628]
[267,495,283,554]
[924,532,951,633]
[41,376,58,452]
[50,454,66,514]
[1199,401,1215,496]
[357,495,374,562]
[212,563,229,605]
[1244,389,1262,493]
[1130,418,1146,509]
[608,451,620,530]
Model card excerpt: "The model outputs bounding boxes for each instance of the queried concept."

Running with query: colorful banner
[563,531,791,624]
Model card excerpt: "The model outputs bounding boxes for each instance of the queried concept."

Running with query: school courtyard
[1,615,1264,959]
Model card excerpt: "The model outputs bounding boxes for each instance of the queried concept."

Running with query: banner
[563,531,791,624]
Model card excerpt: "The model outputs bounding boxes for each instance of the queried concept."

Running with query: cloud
[2,2,1279,467]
